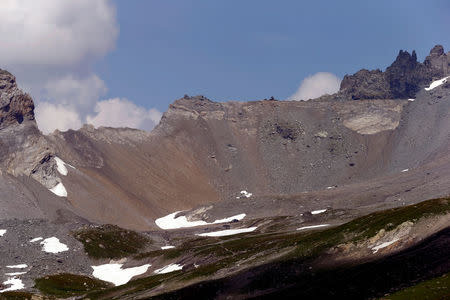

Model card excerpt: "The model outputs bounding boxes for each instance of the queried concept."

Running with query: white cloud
[0,0,117,67]
[0,0,162,134]
[43,74,107,115]
[288,72,341,101]
[35,102,83,134]
[87,98,162,131]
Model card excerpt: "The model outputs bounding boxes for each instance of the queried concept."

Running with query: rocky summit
[0,45,450,299]
[339,45,449,99]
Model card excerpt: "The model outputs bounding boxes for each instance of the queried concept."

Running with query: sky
[1,0,449,133]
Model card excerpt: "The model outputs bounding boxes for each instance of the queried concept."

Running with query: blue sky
[99,0,450,112]
[2,1,449,133]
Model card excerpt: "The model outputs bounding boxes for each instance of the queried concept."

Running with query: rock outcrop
[0,70,35,128]
[0,69,59,188]
[339,45,450,99]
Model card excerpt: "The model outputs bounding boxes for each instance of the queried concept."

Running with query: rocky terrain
[0,45,449,299]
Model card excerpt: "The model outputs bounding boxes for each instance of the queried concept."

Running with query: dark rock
[0,68,59,189]
[0,69,35,129]
[339,45,450,100]
[340,69,390,99]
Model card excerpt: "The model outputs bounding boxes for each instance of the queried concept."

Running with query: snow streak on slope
[197,227,258,237]
[154,264,183,274]
[30,237,43,242]
[6,264,27,269]
[54,157,68,176]
[92,263,151,286]
[297,224,330,230]
[371,238,400,253]
[425,76,449,91]
[49,182,68,197]
[0,278,24,293]
[161,245,175,250]
[155,212,246,230]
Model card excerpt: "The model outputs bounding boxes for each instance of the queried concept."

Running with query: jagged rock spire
[339,45,449,100]
[0,69,35,129]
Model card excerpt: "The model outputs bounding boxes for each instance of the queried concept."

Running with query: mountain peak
[0,68,35,129]
[429,44,444,56]
[339,45,449,100]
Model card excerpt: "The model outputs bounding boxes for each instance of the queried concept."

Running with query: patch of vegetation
[290,197,450,258]
[0,292,35,300]
[35,273,111,297]
[73,224,150,259]
[83,197,450,299]
[384,272,450,300]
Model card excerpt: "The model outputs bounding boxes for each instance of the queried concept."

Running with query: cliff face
[0,70,35,128]
[0,69,61,189]
[339,45,449,99]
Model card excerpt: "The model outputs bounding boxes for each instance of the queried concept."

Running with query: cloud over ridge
[0,0,162,134]
[288,72,341,101]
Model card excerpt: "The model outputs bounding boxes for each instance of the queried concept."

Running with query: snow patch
[30,237,43,243]
[311,209,327,215]
[401,169,409,172]
[239,190,252,198]
[155,211,207,229]
[326,186,335,190]
[197,227,258,237]
[408,98,415,102]
[297,224,330,230]
[92,263,151,286]
[49,182,68,197]
[40,237,69,253]
[161,245,175,250]
[6,264,27,269]
[425,76,449,91]
[0,230,6,237]
[0,278,24,293]
[371,238,399,253]
[155,212,246,230]
[154,263,183,274]
[54,157,68,176]
[5,272,26,276]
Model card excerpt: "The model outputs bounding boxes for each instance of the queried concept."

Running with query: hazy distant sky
[102,0,450,111]
[1,0,449,133]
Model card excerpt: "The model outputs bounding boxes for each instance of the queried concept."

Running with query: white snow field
[0,277,25,293]
[297,224,330,230]
[92,263,151,286]
[197,227,258,237]
[0,229,6,237]
[161,245,175,250]
[425,76,449,91]
[154,264,183,274]
[6,264,27,269]
[311,209,327,215]
[54,157,68,176]
[408,98,415,102]
[371,238,400,253]
[401,169,409,172]
[155,212,246,230]
[49,182,68,197]
[40,237,69,253]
